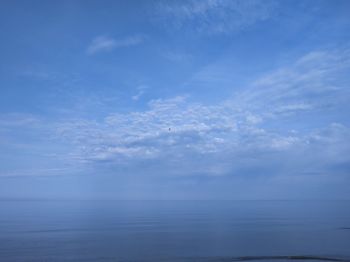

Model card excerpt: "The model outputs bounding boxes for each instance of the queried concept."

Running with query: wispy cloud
[87,35,144,55]
[156,0,277,35]
[54,98,350,177]
[231,48,350,117]
[0,168,75,177]
[163,51,193,63]
[2,48,349,179]
[132,85,148,101]
[0,113,40,127]
[52,47,350,177]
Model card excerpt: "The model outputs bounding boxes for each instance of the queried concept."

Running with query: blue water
[0,200,350,261]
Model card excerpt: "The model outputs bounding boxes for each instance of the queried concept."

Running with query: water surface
[1,200,349,261]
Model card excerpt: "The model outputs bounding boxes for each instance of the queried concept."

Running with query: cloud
[87,35,144,55]
[132,85,148,101]
[2,48,348,181]
[54,96,350,178]
[0,113,40,127]
[163,51,193,62]
[155,0,277,35]
[55,95,237,164]
[232,48,350,118]
[0,168,74,177]
[51,47,350,178]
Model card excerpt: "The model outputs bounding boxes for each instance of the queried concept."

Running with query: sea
[0,200,350,261]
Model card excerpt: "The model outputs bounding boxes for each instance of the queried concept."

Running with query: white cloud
[132,85,148,101]
[0,113,40,127]
[156,0,277,35]
[55,96,238,163]
[232,48,350,118]
[51,48,350,177]
[163,51,193,62]
[87,35,144,55]
[2,48,346,178]
[0,168,74,177]
[53,97,350,177]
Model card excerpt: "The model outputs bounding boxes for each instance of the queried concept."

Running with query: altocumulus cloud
[54,48,350,177]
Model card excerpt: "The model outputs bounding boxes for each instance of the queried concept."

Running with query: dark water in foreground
[0,200,350,262]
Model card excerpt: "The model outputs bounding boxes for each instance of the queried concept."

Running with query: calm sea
[0,200,349,261]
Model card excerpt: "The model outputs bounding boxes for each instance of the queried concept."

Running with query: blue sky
[1,0,350,200]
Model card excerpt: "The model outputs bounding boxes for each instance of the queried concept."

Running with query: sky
[0,0,350,200]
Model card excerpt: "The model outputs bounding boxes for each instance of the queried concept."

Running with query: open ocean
[0,200,350,262]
